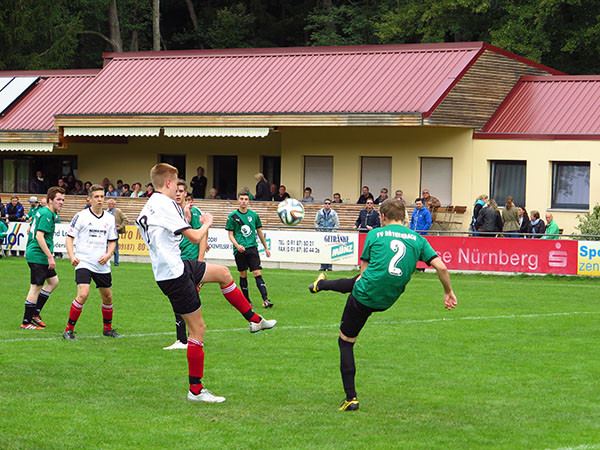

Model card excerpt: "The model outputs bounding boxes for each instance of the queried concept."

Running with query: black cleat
[103,329,123,338]
[262,299,273,308]
[62,330,77,341]
[338,397,359,411]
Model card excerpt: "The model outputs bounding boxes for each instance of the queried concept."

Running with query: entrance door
[213,156,237,200]
[160,154,186,180]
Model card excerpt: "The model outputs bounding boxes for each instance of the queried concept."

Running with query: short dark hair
[380,198,405,221]
[304,187,312,193]
[415,198,424,203]
[324,198,331,203]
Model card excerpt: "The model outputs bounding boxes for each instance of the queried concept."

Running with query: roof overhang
[0,142,54,152]
[0,130,59,152]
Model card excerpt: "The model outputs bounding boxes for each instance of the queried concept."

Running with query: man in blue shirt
[410,198,432,235]
[315,199,339,271]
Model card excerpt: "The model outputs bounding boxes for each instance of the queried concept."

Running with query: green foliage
[205,3,255,49]
[575,204,600,240]
[305,2,380,46]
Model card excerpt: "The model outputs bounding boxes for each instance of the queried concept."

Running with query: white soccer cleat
[187,389,226,403]
[163,340,188,350]
[249,316,277,333]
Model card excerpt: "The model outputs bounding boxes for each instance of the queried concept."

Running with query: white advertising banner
[2,222,69,253]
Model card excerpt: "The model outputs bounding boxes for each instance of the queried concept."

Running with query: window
[304,156,333,202]
[159,154,186,180]
[421,157,452,205]
[490,161,526,207]
[551,162,590,209]
[361,157,391,200]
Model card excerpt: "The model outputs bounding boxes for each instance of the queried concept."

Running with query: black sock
[255,275,268,301]
[36,290,51,315]
[339,337,357,400]
[319,275,359,294]
[175,314,187,344]
[240,277,250,301]
[23,301,37,324]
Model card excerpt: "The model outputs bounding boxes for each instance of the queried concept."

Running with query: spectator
[6,196,25,221]
[29,170,49,194]
[130,182,143,198]
[501,195,519,238]
[357,186,374,204]
[101,177,110,191]
[518,206,530,237]
[240,187,254,200]
[190,166,207,199]
[106,183,119,197]
[106,198,128,266]
[421,189,441,214]
[115,179,124,195]
[84,181,92,193]
[0,217,7,256]
[0,197,5,220]
[302,187,315,203]
[57,178,68,192]
[120,184,131,197]
[393,189,407,206]
[273,185,290,202]
[470,194,488,234]
[25,196,40,222]
[208,188,221,200]
[354,199,380,231]
[410,198,432,235]
[315,198,339,271]
[374,188,389,205]
[141,183,154,198]
[542,213,560,239]
[527,211,545,238]
[476,199,503,237]
[254,173,271,201]
[332,193,343,204]
[84,197,92,209]
[269,184,277,200]
[71,180,87,195]
[66,174,76,192]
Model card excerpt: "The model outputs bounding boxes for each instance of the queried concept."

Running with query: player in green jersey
[226,191,273,308]
[328,199,457,411]
[21,186,66,329]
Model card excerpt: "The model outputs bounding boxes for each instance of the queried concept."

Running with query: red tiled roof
[0,70,99,131]
[481,76,600,137]
[60,42,548,116]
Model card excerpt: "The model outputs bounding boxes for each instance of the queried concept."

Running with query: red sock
[66,299,84,331]
[102,304,113,331]
[188,338,205,394]
[221,281,260,323]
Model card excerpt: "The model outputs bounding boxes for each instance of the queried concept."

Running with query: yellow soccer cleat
[308,272,327,293]
[338,397,359,411]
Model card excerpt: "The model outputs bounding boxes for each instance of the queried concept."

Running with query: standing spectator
[120,184,131,197]
[25,197,40,222]
[269,184,277,200]
[6,196,25,221]
[208,188,221,200]
[374,188,389,205]
[518,206,530,237]
[106,199,128,266]
[421,189,441,214]
[542,213,560,239]
[130,182,143,198]
[302,187,315,203]
[273,185,290,202]
[501,195,519,238]
[190,166,207,199]
[410,198,432,235]
[357,186,374,204]
[115,179,124,196]
[332,193,343,204]
[470,195,488,233]
[393,190,407,206]
[476,199,503,237]
[66,174,76,192]
[315,199,339,271]
[354,199,380,231]
[527,211,545,238]
[0,197,5,220]
[106,183,119,197]
[30,170,49,194]
[141,183,154,198]
[254,173,271,201]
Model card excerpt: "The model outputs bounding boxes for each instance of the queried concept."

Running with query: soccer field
[1,258,599,449]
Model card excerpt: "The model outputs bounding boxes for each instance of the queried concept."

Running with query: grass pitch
[1,258,599,449]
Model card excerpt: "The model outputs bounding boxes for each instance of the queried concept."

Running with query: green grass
[1,257,600,449]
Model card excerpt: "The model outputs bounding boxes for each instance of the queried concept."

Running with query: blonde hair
[478,194,488,201]
[489,199,499,210]
[151,163,178,188]
[254,173,266,182]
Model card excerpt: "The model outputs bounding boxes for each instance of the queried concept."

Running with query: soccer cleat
[21,323,44,330]
[62,330,78,341]
[32,315,46,328]
[103,329,123,338]
[309,272,327,293]
[163,340,188,350]
[338,397,359,411]
[249,316,277,333]
[262,299,273,308]
[187,389,226,403]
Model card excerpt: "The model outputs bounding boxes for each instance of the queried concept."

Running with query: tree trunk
[108,0,123,52]
[153,0,160,51]
[184,0,199,31]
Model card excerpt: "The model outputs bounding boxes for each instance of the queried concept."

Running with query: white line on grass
[2,311,599,343]
[547,444,600,450]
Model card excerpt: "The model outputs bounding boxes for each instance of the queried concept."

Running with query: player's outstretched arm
[183,212,212,245]
[429,257,457,310]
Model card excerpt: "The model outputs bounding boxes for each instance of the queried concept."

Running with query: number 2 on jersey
[388,239,406,276]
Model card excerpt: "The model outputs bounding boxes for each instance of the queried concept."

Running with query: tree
[204,3,255,49]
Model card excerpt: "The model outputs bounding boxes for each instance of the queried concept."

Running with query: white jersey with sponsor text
[136,192,191,281]
[68,208,118,274]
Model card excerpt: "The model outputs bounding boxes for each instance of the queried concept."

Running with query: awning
[63,127,161,137]
[0,143,54,152]
[163,127,270,138]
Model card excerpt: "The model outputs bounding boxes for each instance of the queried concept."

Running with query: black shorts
[75,268,112,288]
[340,294,386,339]
[157,260,207,315]
[234,246,262,272]
[28,262,57,286]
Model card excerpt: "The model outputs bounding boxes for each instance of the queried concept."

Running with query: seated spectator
[476,199,503,237]
[332,193,343,204]
[25,196,40,222]
[116,179,124,195]
[302,187,315,203]
[273,185,290,202]
[57,177,68,192]
[66,174,76,192]
[106,183,119,197]
[254,173,271,201]
[542,213,559,239]
[410,198,432,235]
[374,188,389,205]
[353,199,380,231]
[208,188,221,200]
[6,196,25,221]
[120,184,131,197]
[527,210,545,238]
[421,189,441,214]
[102,177,110,191]
[518,206,530,237]
[71,180,87,195]
[141,183,154,198]
[315,199,339,271]
[393,189,407,206]
[130,182,143,198]
[270,184,277,200]
[29,170,49,194]
[0,197,5,219]
[84,181,92,193]
[357,186,374,204]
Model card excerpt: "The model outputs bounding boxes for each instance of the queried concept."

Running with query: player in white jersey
[136,163,276,404]
[62,185,122,340]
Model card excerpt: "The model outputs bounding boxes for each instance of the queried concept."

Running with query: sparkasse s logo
[548,243,568,268]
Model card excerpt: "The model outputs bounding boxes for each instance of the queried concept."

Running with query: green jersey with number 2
[352,224,438,310]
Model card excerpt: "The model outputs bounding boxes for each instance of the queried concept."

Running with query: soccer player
[226,191,273,308]
[318,198,457,411]
[137,163,276,403]
[62,185,121,340]
[21,186,65,329]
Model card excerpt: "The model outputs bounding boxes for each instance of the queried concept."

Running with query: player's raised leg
[309,274,358,294]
